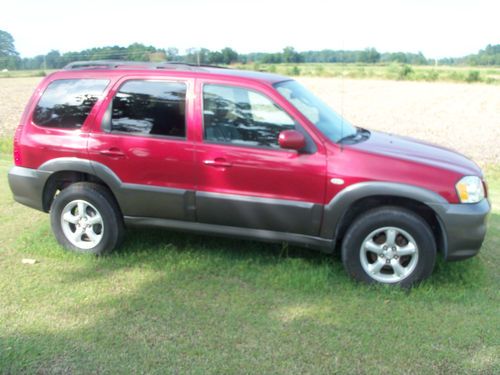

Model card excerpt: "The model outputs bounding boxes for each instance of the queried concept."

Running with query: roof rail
[62,60,229,71]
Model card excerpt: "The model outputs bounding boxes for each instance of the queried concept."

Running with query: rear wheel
[341,207,436,287]
[50,182,124,255]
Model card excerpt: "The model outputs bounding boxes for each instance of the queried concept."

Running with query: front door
[195,81,326,236]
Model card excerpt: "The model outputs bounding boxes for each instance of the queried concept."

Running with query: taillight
[13,124,23,166]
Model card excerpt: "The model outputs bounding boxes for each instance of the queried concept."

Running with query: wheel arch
[322,182,449,256]
[39,158,122,213]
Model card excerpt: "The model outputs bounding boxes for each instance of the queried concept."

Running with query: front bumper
[8,166,51,212]
[433,198,491,261]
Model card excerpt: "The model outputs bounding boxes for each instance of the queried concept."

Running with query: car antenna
[340,40,345,152]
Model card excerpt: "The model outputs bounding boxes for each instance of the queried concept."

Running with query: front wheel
[341,207,436,287]
[50,182,124,255]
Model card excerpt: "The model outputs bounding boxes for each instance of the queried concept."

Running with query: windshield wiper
[338,127,370,144]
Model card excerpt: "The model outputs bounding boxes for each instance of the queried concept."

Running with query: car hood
[348,130,482,177]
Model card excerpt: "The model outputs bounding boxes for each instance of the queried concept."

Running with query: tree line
[1,29,499,70]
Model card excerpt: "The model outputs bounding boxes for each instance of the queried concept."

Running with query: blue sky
[1,0,498,58]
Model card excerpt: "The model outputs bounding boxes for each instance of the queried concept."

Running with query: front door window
[203,84,295,148]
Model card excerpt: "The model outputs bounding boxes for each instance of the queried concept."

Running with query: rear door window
[33,79,109,128]
[108,80,187,138]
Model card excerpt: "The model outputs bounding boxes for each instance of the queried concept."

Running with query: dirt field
[0,77,42,139]
[298,77,500,165]
[1,76,499,164]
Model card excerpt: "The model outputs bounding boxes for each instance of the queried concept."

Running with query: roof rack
[63,60,229,71]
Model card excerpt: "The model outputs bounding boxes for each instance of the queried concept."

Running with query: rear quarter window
[33,79,109,129]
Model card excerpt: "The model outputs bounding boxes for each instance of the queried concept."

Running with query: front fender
[320,181,449,239]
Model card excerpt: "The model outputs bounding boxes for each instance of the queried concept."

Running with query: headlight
[455,176,485,203]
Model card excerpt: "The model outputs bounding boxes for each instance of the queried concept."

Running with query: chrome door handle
[99,148,125,157]
[203,158,232,168]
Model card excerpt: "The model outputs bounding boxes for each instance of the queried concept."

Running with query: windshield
[274,80,357,143]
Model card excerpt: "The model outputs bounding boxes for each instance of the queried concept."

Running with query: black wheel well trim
[322,182,449,255]
[39,157,122,188]
[39,158,123,212]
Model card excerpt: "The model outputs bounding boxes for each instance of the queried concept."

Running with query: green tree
[166,47,179,61]
[45,50,61,68]
[127,43,157,61]
[261,53,282,63]
[0,30,20,69]
[220,47,238,64]
[282,46,302,63]
[185,48,210,65]
[0,30,17,57]
[359,48,380,63]
[208,51,224,64]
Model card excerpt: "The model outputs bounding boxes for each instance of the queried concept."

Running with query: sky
[1,0,499,59]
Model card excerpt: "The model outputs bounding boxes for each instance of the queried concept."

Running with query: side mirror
[278,130,306,151]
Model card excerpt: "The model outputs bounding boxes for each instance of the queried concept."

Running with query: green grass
[0,70,50,79]
[3,65,500,84]
[233,63,500,84]
[0,156,499,374]
[0,137,13,157]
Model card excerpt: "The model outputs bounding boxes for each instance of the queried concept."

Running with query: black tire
[341,206,436,287]
[50,182,125,255]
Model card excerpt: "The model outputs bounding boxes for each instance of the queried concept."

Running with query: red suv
[8,61,490,286]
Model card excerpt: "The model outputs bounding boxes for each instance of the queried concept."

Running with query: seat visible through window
[203,84,295,148]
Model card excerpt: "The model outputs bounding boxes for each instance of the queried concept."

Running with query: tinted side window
[33,79,109,128]
[111,80,186,138]
[203,84,295,148]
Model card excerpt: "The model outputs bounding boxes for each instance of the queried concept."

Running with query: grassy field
[2,64,500,84]
[0,70,49,79]
[234,63,500,84]
[0,154,499,373]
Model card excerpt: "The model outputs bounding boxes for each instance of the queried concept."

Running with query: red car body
[15,68,480,203]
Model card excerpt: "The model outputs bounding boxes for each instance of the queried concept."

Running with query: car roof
[54,60,289,85]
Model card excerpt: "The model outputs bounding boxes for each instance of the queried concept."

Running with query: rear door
[194,79,327,236]
[88,76,196,221]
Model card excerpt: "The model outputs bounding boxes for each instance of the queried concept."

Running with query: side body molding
[320,181,450,239]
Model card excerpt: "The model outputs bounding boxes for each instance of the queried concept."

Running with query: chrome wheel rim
[60,200,104,250]
[360,226,419,283]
